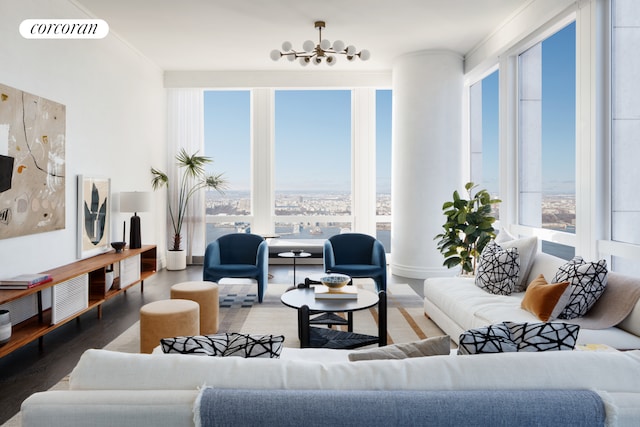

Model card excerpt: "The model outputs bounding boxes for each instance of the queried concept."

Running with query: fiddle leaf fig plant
[434,182,501,274]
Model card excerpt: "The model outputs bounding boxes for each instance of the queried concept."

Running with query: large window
[203,90,251,241]
[611,0,640,274]
[274,90,352,239]
[470,69,500,217]
[376,89,392,251]
[518,22,576,259]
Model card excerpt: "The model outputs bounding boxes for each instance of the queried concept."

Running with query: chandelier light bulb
[270,49,281,61]
[302,40,315,52]
[270,21,370,66]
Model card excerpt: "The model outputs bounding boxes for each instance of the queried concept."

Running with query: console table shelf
[0,245,156,358]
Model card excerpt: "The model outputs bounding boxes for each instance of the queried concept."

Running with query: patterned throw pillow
[161,333,284,358]
[552,257,608,319]
[458,323,518,355]
[475,240,520,295]
[498,236,538,292]
[505,321,579,352]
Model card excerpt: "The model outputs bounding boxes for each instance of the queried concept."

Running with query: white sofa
[424,251,640,350]
[20,348,640,426]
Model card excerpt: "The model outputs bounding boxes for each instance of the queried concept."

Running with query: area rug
[101,280,445,351]
[216,280,443,348]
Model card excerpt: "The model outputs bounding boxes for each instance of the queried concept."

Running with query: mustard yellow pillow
[521,274,571,322]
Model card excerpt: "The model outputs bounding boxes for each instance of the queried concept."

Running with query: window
[274,90,352,239]
[376,89,392,251]
[470,69,500,217]
[518,22,576,259]
[611,0,640,274]
[203,90,251,241]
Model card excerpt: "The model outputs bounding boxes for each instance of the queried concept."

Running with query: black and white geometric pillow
[223,333,285,358]
[160,334,223,356]
[505,321,579,352]
[161,333,284,358]
[552,257,608,319]
[475,240,520,295]
[458,323,518,355]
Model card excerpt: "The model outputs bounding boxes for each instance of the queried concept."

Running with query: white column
[251,88,274,235]
[391,50,464,278]
[352,88,377,235]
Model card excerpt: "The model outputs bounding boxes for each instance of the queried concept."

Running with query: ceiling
[72,0,529,72]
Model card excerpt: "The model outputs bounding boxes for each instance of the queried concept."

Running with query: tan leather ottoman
[170,281,219,334]
[139,299,199,353]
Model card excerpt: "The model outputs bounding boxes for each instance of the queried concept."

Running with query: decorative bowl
[319,273,351,290]
[111,241,126,253]
[291,249,303,255]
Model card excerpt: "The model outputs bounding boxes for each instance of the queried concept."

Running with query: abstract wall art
[0,83,66,240]
[77,175,110,259]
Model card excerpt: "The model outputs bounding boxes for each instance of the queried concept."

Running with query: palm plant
[151,148,227,251]
[434,182,501,274]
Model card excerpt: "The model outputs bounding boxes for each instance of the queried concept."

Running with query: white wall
[0,0,166,277]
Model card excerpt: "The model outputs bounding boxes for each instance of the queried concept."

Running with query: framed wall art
[77,175,110,259]
[0,83,66,240]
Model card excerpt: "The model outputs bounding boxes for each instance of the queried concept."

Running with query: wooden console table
[0,245,156,358]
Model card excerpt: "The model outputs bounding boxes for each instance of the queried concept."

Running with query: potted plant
[434,182,501,275]
[151,149,227,270]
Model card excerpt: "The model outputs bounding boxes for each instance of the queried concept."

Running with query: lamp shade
[120,191,151,213]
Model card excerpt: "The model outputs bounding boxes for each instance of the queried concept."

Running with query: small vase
[0,310,11,345]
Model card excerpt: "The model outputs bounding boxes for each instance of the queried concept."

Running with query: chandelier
[270,21,370,66]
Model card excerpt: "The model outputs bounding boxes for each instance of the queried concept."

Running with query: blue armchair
[323,233,387,292]
[203,233,269,303]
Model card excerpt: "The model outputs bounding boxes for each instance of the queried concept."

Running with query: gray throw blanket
[195,388,605,427]
[572,271,640,329]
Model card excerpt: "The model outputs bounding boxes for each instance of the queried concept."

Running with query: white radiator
[51,274,88,325]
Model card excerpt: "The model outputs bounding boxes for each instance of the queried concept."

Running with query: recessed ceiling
[72,0,529,71]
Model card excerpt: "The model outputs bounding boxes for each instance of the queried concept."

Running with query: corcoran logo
[20,19,109,39]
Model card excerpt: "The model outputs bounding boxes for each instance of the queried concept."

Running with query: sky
[205,22,575,196]
[481,21,576,195]
[204,89,392,194]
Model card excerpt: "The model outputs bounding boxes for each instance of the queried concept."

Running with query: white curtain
[167,88,205,263]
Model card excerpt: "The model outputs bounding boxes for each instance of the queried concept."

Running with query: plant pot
[166,250,186,271]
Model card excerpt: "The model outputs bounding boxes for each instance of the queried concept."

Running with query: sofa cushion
[475,241,520,295]
[552,257,608,319]
[161,333,284,358]
[458,323,518,355]
[348,336,451,361]
[505,321,579,352]
[520,274,571,321]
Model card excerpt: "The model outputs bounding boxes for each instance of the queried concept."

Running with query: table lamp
[120,191,151,249]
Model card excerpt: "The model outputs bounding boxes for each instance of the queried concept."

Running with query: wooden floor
[0,263,424,424]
